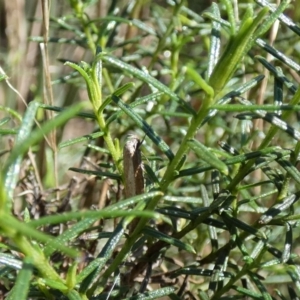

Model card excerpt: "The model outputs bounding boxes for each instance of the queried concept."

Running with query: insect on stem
[123,136,144,198]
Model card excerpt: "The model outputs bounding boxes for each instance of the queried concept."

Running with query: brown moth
[123,136,144,198]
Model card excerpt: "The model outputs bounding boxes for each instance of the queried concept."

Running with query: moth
[123,136,144,198]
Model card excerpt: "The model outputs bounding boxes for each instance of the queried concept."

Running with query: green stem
[93,81,122,175]
[71,1,96,54]
[103,131,123,176]
[161,100,212,189]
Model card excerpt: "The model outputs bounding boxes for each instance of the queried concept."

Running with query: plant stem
[71,1,96,54]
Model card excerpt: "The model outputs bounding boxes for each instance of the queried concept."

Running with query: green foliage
[1,0,300,299]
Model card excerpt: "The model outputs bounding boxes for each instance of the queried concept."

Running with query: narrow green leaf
[65,62,95,104]
[255,0,295,36]
[176,154,187,172]
[0,129,18,135]
[43,217,99,257]
[29,209,158,228]
[112,94,174,160]
[221,0,236,35]
[69,167,121,180]
[211,104,300,112]
[282,223,292,263]
[59,131,104,149]
[4,101,39,203]
[40,104,96,120]
[144,164,160,185]
[249,272,272,300]
[86,144,110,154]
[218,141,239,155]
[208,246,229,292]
[106,92,163,125]
[0,117,10,127]
[188,139,228,175]
[143,226,196,253]
[221,211,265,239]
[201,185,218,251]
[261,257,287,268]
[0,253,22,270]
[66,290,83,300]
[66,262,78,289]
[256,39,300,72]
[172,266,232,278]
[207,3,221,78]
[249,238,266,260]
[259,192,300,224]
[232,285,265,299]
[201,12,230,28]
[107,191,164,211]
[124,286,176,300]
[38,278,68,292]
[98,82,135,114]
[81,222,125,294]
[160,111,189,118]
[274,74,283,116]
[186,66,214,97]
[92,16,157,36]
[240,5,254,25]
[277,158,300,185]
[287,265,300,291]
[77,232,113,241]
[0,106,21,121]
[76,257,106,284]
[101,54,195,115]
[6,257,33,300]
[163,195,202,204]
[30,36,84,46]
[157,207,196,220]
[254,0,289,39]
[256,56,297,94]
